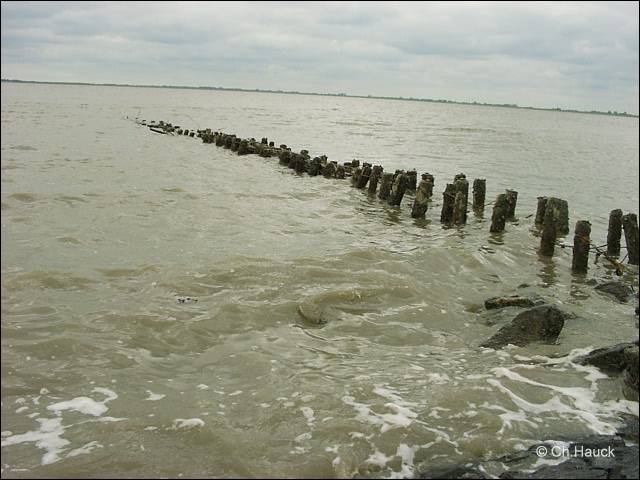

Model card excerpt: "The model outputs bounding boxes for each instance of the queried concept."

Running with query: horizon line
[2,78,638,118]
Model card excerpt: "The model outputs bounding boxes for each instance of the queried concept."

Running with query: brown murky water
[1,82,638,478]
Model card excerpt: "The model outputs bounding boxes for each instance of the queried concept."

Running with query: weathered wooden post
[238,140,249,155]
[411,179,430,218]
[308,157,322,176]
[505,189,518,220]
[539,197,566,256]
[406,170,417,192]
[452,178,469,224]
[388,172,408,206]
[440,183,456,224]
[607,209,623,257]
[472,179,486,213]
[368,166,383,194]
[572,220,591,273]
[323,161,337,178]
[423,173,434,198]
[279,149,291,166]
[378,173,394,200]
[489,193,509,233]
[351,167,363,186]
[623,213,639,265]
[356,165,372,189]
[535,197,548,225]
[335,164,346,179]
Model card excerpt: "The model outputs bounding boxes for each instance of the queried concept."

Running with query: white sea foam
[47,388,117,417]
[171,418,205,429]
[0,417,68,465]
[145,391,166,401]
[300,407,315,425]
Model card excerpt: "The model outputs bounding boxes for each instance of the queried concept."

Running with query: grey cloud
[1,1,638,113]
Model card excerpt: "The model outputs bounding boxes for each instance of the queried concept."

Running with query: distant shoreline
[2,78,638,118]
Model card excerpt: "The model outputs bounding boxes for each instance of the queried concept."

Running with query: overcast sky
[2,1,638,113]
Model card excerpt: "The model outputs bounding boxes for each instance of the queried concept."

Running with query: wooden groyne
[134,117,639,275]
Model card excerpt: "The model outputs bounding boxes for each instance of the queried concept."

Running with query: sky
[1,1,638,113]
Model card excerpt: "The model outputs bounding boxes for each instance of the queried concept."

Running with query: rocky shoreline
[413,283,639,479]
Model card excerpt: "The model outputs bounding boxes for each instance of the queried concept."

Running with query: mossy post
[489,193,509,233]
[440,183,456,224]
[378,173,394,200]
[423,173,434,199]
[356,165,372,189]
[622,213,639,265]
[453,178,469,224]
[351,167,363,187]
[505,189,518,220]
[607,209,623,257]
[388,173,408,206]
[411,179,430,218]
[323,161,337,178]
[368,165,383,194]
[406,170,418,192]
[539,198,565,257]
[535,197,548,226]
[472,179,486,213]
[572,220,591,273]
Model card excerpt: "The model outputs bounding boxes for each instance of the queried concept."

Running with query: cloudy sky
[2,1,638,113]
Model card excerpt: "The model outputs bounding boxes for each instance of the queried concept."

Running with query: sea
[1,81,639,478]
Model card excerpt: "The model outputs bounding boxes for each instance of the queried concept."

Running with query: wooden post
[388,173,408,206]
[623,213,639,265]
[406,170,417,192]
[351,167,363,186]
[323,161,337,178]
[539,198,565,256]
[453,178,469,224]
[607,209,623,256]
[489,193,509,233]
[572,220,591,273]
[535,197,548,225]
[356,165,372,189]
[378,173,394,200]
[279,150,291,165]
[238,140,249,155]
[335,164,346,179]
[472,178,486,213]
[308,157,322,176]
[505,189,518,220]
[440,183,456,224]
[368,166,383,194]
[423,173,434,198]
[411,179,430,218]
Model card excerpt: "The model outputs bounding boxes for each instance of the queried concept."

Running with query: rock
[576,342,637,373]
[480,305,567,349]
[622,346,638,399]
[484,295,545,310]
[417,432,639,479]
[594,281,634,303]
[297,303,329,326]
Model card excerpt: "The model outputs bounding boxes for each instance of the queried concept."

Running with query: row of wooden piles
[141,120,639,274]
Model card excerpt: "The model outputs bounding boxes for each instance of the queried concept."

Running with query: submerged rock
[484,295,545,310]
[594,281,634,303]
[479,305,567,349]
[296,303,329,326]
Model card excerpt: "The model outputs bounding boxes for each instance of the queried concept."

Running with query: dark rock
[576,342,637,373]
[594,281,634,303]
[484,295,545,310]
[480,305,567,349]
[622,346,638,399]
